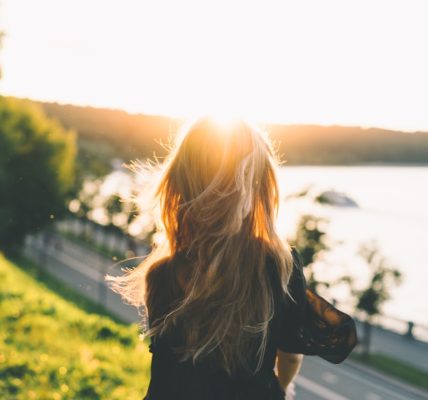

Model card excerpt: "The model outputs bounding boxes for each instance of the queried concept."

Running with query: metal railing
[23,232,143,324]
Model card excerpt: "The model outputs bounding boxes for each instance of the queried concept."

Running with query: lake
[276,166,428,327]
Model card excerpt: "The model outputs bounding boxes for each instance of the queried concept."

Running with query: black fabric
[143,248,358,399]
[272,249,358,364]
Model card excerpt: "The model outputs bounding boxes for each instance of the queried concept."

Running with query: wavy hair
[107,117,293,376]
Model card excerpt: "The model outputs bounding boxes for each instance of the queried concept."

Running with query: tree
[104,193,139,255]
[0,97,76,251]
[289,214,333,292]
[354,241,402,358]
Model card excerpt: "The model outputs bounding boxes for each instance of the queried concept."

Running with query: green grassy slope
[0,254,151,400]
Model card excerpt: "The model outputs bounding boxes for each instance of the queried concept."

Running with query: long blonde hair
[107,117,293,375]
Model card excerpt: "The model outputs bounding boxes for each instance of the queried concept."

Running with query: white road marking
[322,372,339,384]
[311,358,418,400]
[296,375,350,400]
[365,393,382,400]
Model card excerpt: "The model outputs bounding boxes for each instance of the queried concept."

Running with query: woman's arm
[275,350,303,389]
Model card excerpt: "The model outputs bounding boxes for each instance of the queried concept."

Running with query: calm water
[276,166,428,326]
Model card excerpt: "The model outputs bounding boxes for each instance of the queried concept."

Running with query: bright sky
[1,0,427,131]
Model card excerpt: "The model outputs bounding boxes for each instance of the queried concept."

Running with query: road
[295,356,428,400]
[23,233,428,400]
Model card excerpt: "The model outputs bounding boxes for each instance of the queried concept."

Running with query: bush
[0,96,76,250]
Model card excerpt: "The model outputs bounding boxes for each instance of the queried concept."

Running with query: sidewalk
[353,320,428,371]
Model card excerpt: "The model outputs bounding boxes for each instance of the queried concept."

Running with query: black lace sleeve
[276,249,358,363]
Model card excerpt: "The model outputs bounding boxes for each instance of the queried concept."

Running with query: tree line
[32,99,428,166]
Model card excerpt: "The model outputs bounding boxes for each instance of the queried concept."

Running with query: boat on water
[315,190,359,208]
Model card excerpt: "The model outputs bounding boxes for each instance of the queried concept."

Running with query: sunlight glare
[2,0,428,130]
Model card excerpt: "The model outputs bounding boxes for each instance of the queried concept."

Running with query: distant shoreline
[17,98,428,167]
[284,162,428,167]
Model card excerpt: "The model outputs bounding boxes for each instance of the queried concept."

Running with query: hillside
[0,254,151,399]
[32,100,428,166]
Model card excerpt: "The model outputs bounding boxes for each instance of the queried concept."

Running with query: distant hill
[24,99,428,165]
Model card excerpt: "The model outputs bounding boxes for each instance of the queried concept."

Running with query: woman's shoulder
[264,247,307,311]
[145,253,190,300]
[146,257,171,282]
[265,245,300,262]
[265,247,302,278]
[145,256,176,322]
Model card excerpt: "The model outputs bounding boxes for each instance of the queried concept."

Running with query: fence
[23,232,144,325]
[55,217,149,260]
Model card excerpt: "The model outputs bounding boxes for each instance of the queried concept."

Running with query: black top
[143,249,358,400]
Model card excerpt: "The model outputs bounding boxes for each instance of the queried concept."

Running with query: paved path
[354,320,428,371]
[23,233,428,399]
[295,356,428,400]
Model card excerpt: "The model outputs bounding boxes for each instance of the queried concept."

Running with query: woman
[107,117,358,399]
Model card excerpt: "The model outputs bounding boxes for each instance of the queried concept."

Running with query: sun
[182,109,260,133]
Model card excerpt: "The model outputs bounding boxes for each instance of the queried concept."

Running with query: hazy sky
[1,0,427,131]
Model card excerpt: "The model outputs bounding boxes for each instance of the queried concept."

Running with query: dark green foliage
[290,214,331,292]
[104,193,138,231]
[94,321,136,346]
[0,362,33,380]
[314,193,330,204]
[291,214,328,267]
[0,97,76,250]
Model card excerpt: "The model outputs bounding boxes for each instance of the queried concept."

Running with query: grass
[0,253,151,400]
[351,352,428,392]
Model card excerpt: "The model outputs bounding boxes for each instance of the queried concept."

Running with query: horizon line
[4,93,427,135]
